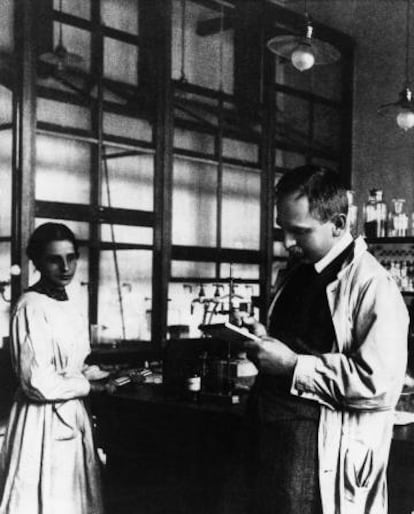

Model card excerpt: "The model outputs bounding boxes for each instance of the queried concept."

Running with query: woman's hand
[89,380,117,394]
[82,365,110,382]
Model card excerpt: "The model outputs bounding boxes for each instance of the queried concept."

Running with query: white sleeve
[12,302,90,402]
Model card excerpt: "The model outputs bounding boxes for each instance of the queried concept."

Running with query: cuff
[290,354,319,396]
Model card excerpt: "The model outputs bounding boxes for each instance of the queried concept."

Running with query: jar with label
[186,373,201,402]
[389,198,408,237]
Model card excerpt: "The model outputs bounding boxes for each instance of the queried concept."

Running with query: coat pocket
[53,401,79,441]
[344,439,373,507]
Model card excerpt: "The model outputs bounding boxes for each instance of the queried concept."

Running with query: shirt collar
[314,232,354,274]
[27,281,68,301]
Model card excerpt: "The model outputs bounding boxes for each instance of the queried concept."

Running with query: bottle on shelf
[364,189,389,238]
[373,189,388,237]
[186,371,201,402]
[389,198,408,237]
[346,190,358,237]
[363,190,378,238]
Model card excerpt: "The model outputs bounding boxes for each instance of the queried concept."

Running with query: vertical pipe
[11,0,37,303]
[89,0,103,328]
[259,0,276,325]
[152,0,173,348]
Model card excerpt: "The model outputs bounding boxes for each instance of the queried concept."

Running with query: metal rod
[102,147,127,340]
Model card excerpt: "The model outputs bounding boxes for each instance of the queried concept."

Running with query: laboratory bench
[91,384,249,514]
[91,383,414,514]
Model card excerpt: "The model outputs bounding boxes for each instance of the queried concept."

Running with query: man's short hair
[275,165,348,222]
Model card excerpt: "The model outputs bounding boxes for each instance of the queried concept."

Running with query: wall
[293,0,414,232]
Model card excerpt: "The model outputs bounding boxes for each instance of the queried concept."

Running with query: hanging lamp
[378,0,414,130]
[178,0,188,84]
[39,0,83,73]
[266,0,341,72]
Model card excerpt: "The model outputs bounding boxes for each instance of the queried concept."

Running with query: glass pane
[101,152,154,211]
[172,158,217,246]
[171,260,216,278]
[102,0,138,34]
[36,135,91,204]
[221,262,259,281]
[171,0,234,94]
[103,113,153,142]
[168,279,259,338]
[0,243,11,345]
[222,167,260,250]
[0,86,12,124]
[273,241,288,259]
[313,103,341,156]
[276,92,309,149]
[174,129,215,155]
[223,139,259,163]
[104,38,138,85]
[312,63,342,102]
[59,0,90,20]
[37,98,91,131]
[276,60,342,102]
[167,282,227,338]
[53,23,91,73]
[0,130,12,236]
[101,225,153,245]
[311,156,338,171]
[275,150,306,169]
[0,0,14,50]
[98,250,152,341]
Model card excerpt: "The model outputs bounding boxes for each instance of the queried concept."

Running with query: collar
[314,232,354,274]
[27,281,68,301]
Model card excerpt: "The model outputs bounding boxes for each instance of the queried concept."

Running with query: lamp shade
[378,86,414,131]
[267,19,341,69]
[39,43,83,73]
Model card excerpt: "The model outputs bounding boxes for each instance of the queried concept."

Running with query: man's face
[276,192,337,263]
[36,240,78,289]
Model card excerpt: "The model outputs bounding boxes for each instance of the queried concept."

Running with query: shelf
[367,237,414,245]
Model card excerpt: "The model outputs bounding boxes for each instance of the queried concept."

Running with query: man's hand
[241,316,268,337]
[244,337,298,377]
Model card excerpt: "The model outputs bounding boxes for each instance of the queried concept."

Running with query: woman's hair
[275,165,348,222]
[26,222,79,265]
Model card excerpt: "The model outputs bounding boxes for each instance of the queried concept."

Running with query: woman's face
[37,239,78,289]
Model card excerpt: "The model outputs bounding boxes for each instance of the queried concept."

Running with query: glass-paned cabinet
[0,0,353,349]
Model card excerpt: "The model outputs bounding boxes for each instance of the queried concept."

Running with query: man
[244,165,408,514]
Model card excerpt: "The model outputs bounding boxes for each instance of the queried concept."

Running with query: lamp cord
[218,4,224,92]
[406,0,411,85]
[58,0,63,46]
[180,0,187,82]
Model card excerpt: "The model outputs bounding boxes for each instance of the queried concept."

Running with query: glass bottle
[346,190,358,236]
[363,190,377,238]
[389,198,408,237]
[373,189,387,237]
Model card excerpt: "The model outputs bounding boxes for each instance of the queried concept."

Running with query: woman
[0,223,103,514]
